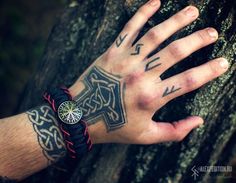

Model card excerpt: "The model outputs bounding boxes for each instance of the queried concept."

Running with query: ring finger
[144,27,219,77]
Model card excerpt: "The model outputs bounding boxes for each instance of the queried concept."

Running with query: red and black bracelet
[43,87,92,159]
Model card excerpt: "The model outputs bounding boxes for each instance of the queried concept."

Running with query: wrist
[44,86,93,158]
[69,85,110,144]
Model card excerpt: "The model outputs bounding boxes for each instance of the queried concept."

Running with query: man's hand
[0,0,230,180]
[69,0,229,144]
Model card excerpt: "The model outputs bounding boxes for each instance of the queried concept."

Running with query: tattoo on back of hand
[145,57,161,71]
[116,34,128,47]
[131,43,144,55]
[75,66,127,131]
[162,86,181,97]
[27,105,66,164]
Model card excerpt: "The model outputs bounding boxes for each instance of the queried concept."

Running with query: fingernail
[219,58,229,69]
[184,6,198,17]
[207,28,218,39]
[149,0,159,6]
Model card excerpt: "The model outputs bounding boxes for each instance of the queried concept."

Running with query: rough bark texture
[19,0,235,182]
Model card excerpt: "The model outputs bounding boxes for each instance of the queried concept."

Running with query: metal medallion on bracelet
[43,87,92,159]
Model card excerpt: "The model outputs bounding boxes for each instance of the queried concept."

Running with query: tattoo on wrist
[145,57,161,71]
[26,105,66,164]
[116,34,128,47]
[131,43,144,55]
[75,66,127,131]
[162,86,181,97]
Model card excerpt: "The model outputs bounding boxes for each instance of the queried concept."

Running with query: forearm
[0,105,65,180]
[0,96,110,180]
[0,81,111,180]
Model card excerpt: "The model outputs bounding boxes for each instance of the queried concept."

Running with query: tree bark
[19,0,236,182]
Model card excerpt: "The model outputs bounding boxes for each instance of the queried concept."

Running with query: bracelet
[43,87,92,159]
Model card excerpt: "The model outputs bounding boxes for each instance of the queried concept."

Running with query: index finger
[113,0,161,49]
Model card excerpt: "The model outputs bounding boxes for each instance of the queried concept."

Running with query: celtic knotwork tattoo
[27,105,66,164]
[75,66,127,131]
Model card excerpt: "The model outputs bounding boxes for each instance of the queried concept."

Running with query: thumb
[144,116,204,144]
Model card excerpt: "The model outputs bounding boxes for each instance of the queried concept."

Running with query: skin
[0,0,229,181]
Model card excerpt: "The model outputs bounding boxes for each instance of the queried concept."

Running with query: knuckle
[183,70,198,90]
[173,12,184,24]
[126,72,143,85]
[208,61,220,75]
[137,91,153,110]
[146,28,160,43]
[168,41,186,59]
[196,30,209,44]
[171,123,185,142]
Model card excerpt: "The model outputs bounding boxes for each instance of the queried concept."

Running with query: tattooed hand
[69,0,229,144]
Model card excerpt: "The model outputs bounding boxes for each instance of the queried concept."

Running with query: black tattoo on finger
[27,105,66,164]
[145,57,161,71]
[116,34,128,47]
[162,86,181,97]
[131,43,144,55]
[75,66,127,131]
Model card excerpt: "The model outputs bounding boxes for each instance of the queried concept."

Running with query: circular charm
[58,101,82,125]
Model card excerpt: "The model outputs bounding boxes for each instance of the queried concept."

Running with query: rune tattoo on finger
[131,43,144,55]
[145,57,161,71]
[116,34,128,47]
[162,86,181,97]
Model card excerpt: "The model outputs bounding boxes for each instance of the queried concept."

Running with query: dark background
[0,0,66,118]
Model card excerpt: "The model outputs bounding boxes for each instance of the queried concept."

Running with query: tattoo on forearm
[162,86,181,97]
[116,34,128,47]
[145,57,161,71]
[75,66,127,131]
[27,105,66,164]
[131,43,144,55]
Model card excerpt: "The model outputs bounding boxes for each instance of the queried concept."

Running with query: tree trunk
[19,0,236,182]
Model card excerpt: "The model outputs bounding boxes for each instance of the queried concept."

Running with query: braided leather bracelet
[43,87,92,159]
